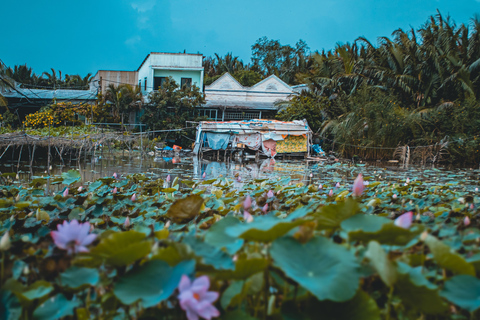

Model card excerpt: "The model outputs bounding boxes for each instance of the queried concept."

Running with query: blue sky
[1,0,479,76]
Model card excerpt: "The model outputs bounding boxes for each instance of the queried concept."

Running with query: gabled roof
[207,72,244,90]
[250,74,293,93]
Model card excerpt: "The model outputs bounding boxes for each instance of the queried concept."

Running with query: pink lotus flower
[392,194,397,199]
[237,176,242,182]
[475,187,479,192]
[267,190,274,198]
[464,216,471,226]
[406,178,410,184]
[309,173,313,178]
[470,204,475,210]
[243,211,253,223]
[113,172,118,179]
[124,217,130,228]
[262,204,268,213]
[394,212,413,229]
[51,220,97,254]
[318,184,323,190]
[112,187,117,194]
[352,174,364,197]
[77,186,83,192]
[243,195,252,210]
[335,182,340,188]
[328,189,333,197]
[63,188,69,198]
[166,175,171,182]
[202,172,206,179]
[131,193,136,202]
[178,275,220,320]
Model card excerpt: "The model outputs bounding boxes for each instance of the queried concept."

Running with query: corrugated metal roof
[203,100,278,110]
[198,119,310,135]
[2,88,97,100]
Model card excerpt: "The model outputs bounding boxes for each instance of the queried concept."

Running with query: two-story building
[137,52,204,94]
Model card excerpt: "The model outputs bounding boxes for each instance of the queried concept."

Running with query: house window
[138,80,141,89]
[144,77,147,91]
[153,77,167,90]
[181,78,192,88]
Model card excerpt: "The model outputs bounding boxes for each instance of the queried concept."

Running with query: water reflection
[0,153,478,191]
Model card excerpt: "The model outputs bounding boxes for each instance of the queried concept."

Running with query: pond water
[1,151,479,191]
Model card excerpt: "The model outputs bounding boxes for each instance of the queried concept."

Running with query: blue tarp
[311,144,325,155]
[206,133,230,150]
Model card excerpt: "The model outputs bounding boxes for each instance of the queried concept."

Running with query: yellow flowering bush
[23,102,99,128]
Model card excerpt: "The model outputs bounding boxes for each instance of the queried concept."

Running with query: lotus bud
[267,190,274,198]
[202,172,206,179]
[420,231,429,241]
[394,211,413,229]
[416,213,421,221]
[124,217,130,228]
[113,172,118,179]
[475,187,478,192]
[49,165,52,171]
[15,173,19,180]
[77,186,83,192]
[0,232,11,251]
[262,204,268,213]
[164,221,171,229]
[10,215,14,222]
[112,187,117,194]
[392,194,397,199]
[464,216,471,226]
[328,189,334,197]
[63,188,69,197]
[470,204,474,210]
[131,193,136,202]
[23,266,30,275]
[406,178,410,184]
[318,184,323,190]
[152,241,159,254]
[335,182,340,188]
[352,174,364,197]
[243,195,252,210]
[166,175,171,182]
[309,173,313,178]
[232,255,238,262]
[237,176,242,182]
[243,211,253,223]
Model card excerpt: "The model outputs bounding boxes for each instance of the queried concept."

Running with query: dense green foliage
[0,163,479,319]
[98,84,143,126]
[276,12,480,164]
[141,77,206,146]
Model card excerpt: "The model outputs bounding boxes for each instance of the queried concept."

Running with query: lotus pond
[0,157,480,320]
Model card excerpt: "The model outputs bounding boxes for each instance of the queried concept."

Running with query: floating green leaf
[440,275,480,312]
[270,236,360,302]
[32,294,81,320]
[60,266,99,289]
[61,170,81,185]
[226,216,307,242]
[114,260,195,307]
[89,231,152,267]
[424,234,475,276]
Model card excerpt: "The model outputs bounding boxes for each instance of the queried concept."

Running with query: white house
[201,73,294,121]
[137,52,204,94]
